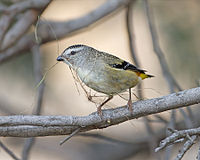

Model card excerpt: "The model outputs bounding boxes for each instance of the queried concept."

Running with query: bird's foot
[127,99,133,114]
[97,106,103,119]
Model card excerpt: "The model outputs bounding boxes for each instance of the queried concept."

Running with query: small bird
[57,44,154,116]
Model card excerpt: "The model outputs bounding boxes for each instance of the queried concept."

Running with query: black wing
[110,61,146,73]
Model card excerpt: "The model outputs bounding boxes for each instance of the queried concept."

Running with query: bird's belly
[77,67,140,95]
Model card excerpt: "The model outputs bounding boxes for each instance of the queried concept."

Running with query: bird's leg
[127,88,133,114]
[97,95,113,117]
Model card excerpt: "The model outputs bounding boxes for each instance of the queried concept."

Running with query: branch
[0,12,15,45]
[0,0,50,48]
[0,0,51,51]
[38,0,131,43]
[1,0,51,14]
[155,127,200,152]
[0,0,130,63]
[175,136,196,160]
[0,87,199,137]
[0,10,39,51]
[0,34,34,64]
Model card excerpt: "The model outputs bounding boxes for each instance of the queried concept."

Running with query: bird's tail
[138,73,154,80]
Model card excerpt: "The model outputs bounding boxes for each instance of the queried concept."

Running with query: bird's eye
[71,51,76,55]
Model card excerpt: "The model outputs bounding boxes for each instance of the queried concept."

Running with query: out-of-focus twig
[79,132,138,144]
[0,140,20,160]
[143,0,193,122]
[31,45,45,115]
[0,34,34,63]
[21,45,45,160]
[143,0,180,92]
[0,0,130,64]
[144,0,195,159]
[0,13,15,46]
[0,4,6,12]
[154,115,168,124]
[126,2,160,159]
[0,0,51,50]
[21,138,35,160]
[0,0,51,14]
[144,117,161,160]
[126,0,140,67]
[126,0,143,98]
[1,10,39,51]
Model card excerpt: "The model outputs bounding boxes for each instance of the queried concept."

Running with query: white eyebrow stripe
[63,47,84,55]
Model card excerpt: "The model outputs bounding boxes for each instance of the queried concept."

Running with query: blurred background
[0,0,200,160]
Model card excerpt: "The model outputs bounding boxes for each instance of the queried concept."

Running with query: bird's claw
[127,99,133,114]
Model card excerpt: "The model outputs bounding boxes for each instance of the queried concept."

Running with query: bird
[57,44,154,116]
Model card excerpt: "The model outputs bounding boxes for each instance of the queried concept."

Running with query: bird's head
[57,44,91,68]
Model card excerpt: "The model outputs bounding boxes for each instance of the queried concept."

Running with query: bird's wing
[99,51,146,73]
[108,59,146,73]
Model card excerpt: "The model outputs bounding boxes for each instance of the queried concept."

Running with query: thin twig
[154,115,168,124]
[174,136,196,160]
[197,139,200,160]
[0,140,20,160]
[60,128,81,145]
[155,127,200,152]
[165,110,176,160]
[79,133,136,144]
[179,108,193,128]
[144,117,161,159]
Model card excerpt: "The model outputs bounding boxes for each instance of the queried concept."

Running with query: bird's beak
[57,56,64,61]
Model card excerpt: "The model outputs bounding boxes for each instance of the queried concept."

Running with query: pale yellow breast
[76,64,140,95]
